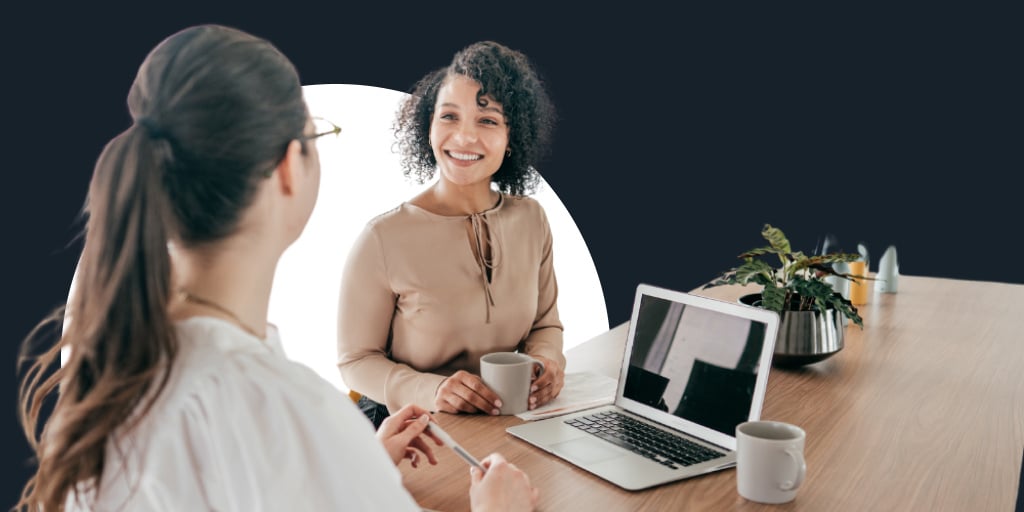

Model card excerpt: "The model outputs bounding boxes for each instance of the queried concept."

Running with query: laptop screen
[622,293,769,436]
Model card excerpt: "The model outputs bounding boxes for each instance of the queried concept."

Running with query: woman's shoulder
[363,201,444,231]
[93,318,412,510]
[499,194,549,226]
[162,318,354,424]
[363,203,407,229]
[502,193,544,212]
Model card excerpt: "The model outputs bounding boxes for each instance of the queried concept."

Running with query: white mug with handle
[736,420,807,504]
[480,352,545,415]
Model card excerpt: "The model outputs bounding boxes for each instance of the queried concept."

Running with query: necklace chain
[179,289,265,340]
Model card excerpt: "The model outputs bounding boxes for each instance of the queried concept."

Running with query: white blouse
[69,317,420,511]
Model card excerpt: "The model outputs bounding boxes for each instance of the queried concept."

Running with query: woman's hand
[469,453,539,512]
[435,370,503,415]
[375,404,442,468]
[527,355,564,410]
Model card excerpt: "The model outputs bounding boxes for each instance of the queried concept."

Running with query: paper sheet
[515,371,617,421]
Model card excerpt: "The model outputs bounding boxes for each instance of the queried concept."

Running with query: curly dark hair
[394,41,556,196]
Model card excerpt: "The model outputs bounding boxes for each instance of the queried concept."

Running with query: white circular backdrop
[65,84,609,394]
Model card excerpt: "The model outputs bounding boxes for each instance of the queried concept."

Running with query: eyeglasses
[303,116,342,141]
[261,117,342,177]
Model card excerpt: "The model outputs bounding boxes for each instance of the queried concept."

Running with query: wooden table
[400,275,1024,510]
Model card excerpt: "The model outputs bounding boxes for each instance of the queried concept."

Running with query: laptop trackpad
[552,438,625,464]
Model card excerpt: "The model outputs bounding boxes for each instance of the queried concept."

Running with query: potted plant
[704,224,867,367]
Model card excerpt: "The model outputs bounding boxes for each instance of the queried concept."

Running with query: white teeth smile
[447,151,483,161]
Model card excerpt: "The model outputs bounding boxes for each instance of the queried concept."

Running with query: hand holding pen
[379,408,540,511]
[426,421,540,510]
[426,420,487,473]
[375,404,443,469]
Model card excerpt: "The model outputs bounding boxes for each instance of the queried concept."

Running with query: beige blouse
[337,194,565,411]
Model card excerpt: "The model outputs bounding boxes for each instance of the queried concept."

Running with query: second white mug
[736,420,807,504]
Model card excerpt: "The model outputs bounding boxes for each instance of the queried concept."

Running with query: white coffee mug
[480,352,545,415]
[736,420,807,504]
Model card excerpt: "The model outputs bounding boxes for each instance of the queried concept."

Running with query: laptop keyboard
[564,410,724,470]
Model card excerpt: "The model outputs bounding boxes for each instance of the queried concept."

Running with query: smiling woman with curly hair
[394,41,555,196]
[338,41,566,428]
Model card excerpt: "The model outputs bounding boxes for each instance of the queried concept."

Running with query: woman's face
[428,75,509,189]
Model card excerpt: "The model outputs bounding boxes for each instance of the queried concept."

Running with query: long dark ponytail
[17,24,307,511]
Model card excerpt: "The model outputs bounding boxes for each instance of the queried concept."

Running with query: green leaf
[788,252,815,272]
[825,294,864,328]
[738,246,781,258]
[703,271,739,289]
[812,253,862,265]
[761,224,791,254]
[761,284,786,313]
[734,260,773,285]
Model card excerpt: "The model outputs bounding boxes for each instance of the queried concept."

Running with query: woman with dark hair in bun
[338,41,566,427]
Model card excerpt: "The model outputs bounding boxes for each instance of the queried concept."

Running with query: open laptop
[507,283,780,490]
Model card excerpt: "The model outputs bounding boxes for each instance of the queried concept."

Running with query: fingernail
[530,397,537,404]
[419,415,429,423]
[492,409,500,415]
[495,400,502,408]
[531,385,538,392]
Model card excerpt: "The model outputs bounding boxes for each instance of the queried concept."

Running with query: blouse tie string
[469,211,501,323]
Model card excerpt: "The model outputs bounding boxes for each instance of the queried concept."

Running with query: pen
[532,405,572,416]
[426,421,487,473]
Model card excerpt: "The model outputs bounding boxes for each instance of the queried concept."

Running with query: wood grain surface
[400,275,1024,511]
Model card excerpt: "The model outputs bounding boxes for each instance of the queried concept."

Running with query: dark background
[4,4,1020,509]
